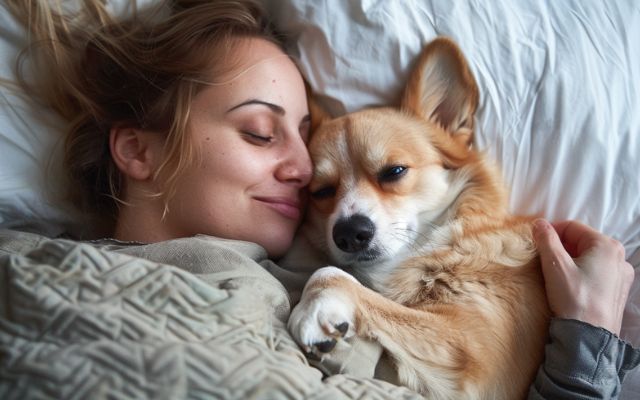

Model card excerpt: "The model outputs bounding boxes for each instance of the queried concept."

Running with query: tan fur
[290,37,550,399]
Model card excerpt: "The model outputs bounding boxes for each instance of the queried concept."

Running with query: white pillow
[0,0,158,237]
[0,2,78,237]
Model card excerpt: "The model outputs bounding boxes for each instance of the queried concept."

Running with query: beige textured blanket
[0,229,421,399]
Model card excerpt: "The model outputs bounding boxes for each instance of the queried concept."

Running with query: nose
[332,214,376,253]
[276,136,312,187]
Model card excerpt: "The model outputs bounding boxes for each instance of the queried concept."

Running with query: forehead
[193,38,306,111]
[218,39,300,85]
[310,109,439,177]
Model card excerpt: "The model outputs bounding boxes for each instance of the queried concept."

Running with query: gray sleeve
[528,318,640,400]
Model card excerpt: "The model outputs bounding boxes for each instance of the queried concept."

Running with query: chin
[259,230,295,259]
[263,241,291,259]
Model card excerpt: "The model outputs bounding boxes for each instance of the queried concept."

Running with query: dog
[285,38,550,399]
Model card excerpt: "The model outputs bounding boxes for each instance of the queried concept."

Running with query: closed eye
[241,131,273,144]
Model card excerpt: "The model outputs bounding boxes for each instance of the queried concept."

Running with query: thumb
[533,219,575,275]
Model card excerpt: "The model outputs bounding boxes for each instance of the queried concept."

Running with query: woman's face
[159,38,312,257]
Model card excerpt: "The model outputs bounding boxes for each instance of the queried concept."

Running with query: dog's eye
[378,165,408,183]
[310,186,336,200]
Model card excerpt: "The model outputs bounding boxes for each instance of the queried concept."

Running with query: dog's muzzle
[332,214,376,253]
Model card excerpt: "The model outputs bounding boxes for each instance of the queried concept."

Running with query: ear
[305,80,332,132]
[401,37,479,148]
[109,126,161,181]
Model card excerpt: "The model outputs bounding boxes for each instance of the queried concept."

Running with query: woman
[3,0,638,398]
[108,33,312,257]
[8,0,311,258]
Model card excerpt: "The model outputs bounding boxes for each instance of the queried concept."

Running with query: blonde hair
[6,0,281,234]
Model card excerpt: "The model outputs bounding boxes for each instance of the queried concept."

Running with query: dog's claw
[314,339,337,353]
[335,322,349,335]
[304,350,322,361]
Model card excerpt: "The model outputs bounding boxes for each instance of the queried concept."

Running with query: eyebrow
[226,99,285,115]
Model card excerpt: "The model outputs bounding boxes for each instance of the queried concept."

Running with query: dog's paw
[288,267,358,357]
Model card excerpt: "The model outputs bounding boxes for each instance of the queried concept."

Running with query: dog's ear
[401,38,479,148]
[305,81,331,132]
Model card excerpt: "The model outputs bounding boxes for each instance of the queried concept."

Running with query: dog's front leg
[288,266,478,399]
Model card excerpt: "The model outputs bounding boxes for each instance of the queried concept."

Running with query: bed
[1,0,639,398]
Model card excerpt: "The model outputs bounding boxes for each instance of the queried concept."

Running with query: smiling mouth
[255,197,301,220]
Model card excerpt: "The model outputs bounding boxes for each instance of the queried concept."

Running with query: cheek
[416,166,451,209]
[375,166,450,222]
[200,142,268,184]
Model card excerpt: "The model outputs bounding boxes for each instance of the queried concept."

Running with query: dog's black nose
[332,214,376,253]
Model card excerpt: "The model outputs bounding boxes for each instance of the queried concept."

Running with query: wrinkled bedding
[0,229,421,399]
[1,0,640,398]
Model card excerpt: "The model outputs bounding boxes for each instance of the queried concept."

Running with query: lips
[254,196,302,220]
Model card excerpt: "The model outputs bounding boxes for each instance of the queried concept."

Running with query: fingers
[534,218,635,334]
[533,219,575,274]
[551,220,601,257]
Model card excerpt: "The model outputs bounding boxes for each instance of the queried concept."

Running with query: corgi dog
[286,38,550,399]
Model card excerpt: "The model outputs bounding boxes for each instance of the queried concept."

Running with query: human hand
[533,219,635,335]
